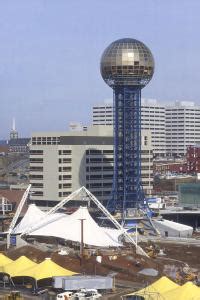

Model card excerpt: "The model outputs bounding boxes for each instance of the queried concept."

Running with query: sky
[0,0,200,138]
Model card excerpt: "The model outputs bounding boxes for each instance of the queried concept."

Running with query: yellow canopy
[0,253,13,269]
[162,282,200,300]
[126,276,179,298]
[0,256,37,277]
[15,258,77,281]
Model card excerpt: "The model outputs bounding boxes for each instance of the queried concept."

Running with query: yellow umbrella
[125,276,179,298]
[162,282,200,300]
[15,258,77,281]
[0,253,13,270]
[1,256,37,277]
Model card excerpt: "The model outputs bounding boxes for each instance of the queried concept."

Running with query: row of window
[59,175,72,180]
[86,166,113,172]
[30,166,43,172]
[86,158,114,163]
[30,158,72,164]
[30,150,43,155]
[58,167,71,172]
[58,192,71,197]
[58,183,72,189]
[86,174,113,180]
[31,191,43,196]
[30,175,43,180]
[86,149,113,155]
[30,158,43,163]
[87,183,113,188]
[59,158,72,163]
[31,183,43,188]
[58,150,72,155]
[32,141,59,145]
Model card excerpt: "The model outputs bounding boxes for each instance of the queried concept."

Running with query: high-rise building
[92,99,166,157]
[93,100,200,158]
[141,99,166,157]
[166,101,200,157]
[29,126,153,208]
[92,101,113,126]
[100,38,154,213]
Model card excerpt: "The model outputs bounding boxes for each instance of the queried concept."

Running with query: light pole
[79,218,86,270]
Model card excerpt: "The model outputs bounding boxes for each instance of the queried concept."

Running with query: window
[87,150,102,155]
[89,175,102,180]
[63,158,71,163]
[63,183,72,188]
[63,150,71,155]
[63,167,71,172]
[89,167,102,171]
[30,158,43,163]
[144,136,148,146]
[30,175,43,180]
[103,166,113,171]
[30,150,43,155]
[59,158,71,164]
[32,191,43,196]
[89,183,102,188]
[63,192,71,197]
[30,166,43,171]
[32,183,43,188]
[103,150,113,154]
[89,158,102,163]
[59,175,72,180]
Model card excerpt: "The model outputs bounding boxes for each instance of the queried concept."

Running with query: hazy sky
[0,0,200,138]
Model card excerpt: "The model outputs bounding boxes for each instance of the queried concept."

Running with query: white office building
[30,126,153,208]
[165,101,200,157]
[92,99,166,157]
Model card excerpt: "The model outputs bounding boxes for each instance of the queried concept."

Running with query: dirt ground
[5,241,200,284]
[0,241,197,299]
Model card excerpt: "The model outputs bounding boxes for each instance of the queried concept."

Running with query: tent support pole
[79,218,85,271]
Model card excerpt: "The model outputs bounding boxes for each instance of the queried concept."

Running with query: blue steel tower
[100,38,154,215]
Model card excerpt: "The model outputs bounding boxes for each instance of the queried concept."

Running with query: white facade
[141,99,166,157]
[92,99,166,157]
[165,101,200,157]
[92,102,113,126]
[93,100,200,157]
[30,126,153,207]
[152,219,193,238]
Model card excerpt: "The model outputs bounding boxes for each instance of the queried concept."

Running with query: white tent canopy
[13,204,45,234]
[13,204,66,234]
[28,206,123,248]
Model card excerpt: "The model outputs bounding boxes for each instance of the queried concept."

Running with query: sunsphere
[100,38,154,215]
[100,38,154,87]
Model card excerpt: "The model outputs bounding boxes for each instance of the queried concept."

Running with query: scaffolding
[110,86,144,218]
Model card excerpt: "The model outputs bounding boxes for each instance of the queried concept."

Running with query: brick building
[187,145,200,174]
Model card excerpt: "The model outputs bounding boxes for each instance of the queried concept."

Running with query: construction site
[0,184,198,299]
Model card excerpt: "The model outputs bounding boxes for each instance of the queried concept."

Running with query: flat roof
[160,209,200,215]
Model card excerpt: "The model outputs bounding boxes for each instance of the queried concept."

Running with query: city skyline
[1,0,200,138]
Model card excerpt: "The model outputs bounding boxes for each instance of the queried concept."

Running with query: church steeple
[10,118,18,140]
